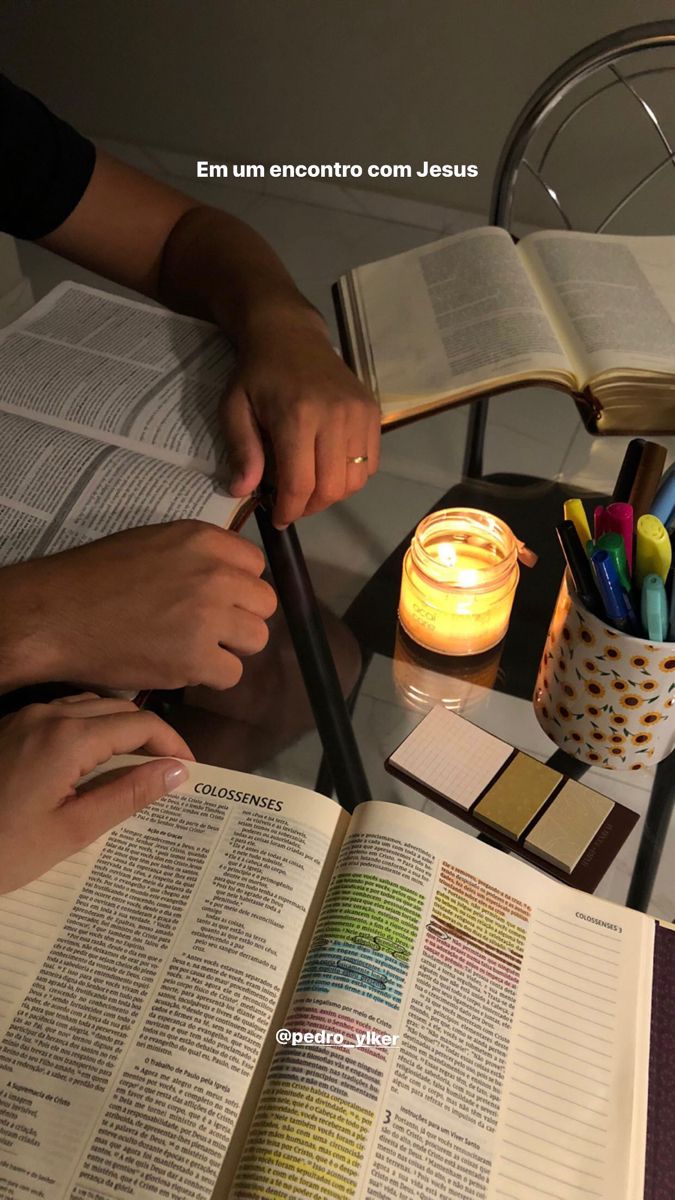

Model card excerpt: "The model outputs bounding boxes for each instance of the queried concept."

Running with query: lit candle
[398,508,520,656]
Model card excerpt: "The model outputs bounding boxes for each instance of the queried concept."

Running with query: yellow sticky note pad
[474,753,562,838]
[525,780,614,873]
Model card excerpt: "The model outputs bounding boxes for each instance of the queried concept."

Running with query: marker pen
[635,514,672,588]
[596,532,631,594]
[650,463,675,526]
[591,549,638,634]
[641,574,668,641]
[612,438,646,503]
[556,521,601,615]
[668,568,675,640]
[605,502,634,575]
[563,499,592,548]
[628,441,667,520]
[594,505,607,541]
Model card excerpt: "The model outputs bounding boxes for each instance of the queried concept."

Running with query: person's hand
[0,694,193,893]
[0,521,277,693]
[221,311,381,528]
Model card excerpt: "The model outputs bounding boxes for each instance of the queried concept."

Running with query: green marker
[597,531,632,593]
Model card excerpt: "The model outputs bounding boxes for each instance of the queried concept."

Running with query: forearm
[38,149,379,529]
[41,150,327,348]
[157,204,327,347]
[0,564,62,692]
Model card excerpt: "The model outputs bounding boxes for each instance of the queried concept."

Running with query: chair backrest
[492,21,675,237]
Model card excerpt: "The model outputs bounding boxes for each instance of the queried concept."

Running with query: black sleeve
[0,73,96,240]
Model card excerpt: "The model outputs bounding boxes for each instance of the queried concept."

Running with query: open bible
[335,227,675,434]
[0,282,245,569]
[0,757,671,1199]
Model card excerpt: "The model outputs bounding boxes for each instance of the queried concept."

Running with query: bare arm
[41,151,380,525]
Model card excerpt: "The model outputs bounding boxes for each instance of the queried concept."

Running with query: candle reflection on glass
[393,626,504,714]
[398,508,520,656]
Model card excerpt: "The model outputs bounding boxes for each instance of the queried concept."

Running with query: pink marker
[605,502,634,575]
[594,505,608,541]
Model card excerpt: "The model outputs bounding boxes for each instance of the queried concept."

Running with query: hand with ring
[221,312,380,528]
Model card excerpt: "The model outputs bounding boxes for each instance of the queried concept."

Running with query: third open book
[0,751,671,1198]
[335,227,675,434]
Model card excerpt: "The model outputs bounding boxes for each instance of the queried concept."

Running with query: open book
[0,282,244,569]
[0,758,670,1198]
[335,227,675,434]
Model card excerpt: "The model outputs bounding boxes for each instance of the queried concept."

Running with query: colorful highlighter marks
[474,754,562,838]
[525,781,614,873]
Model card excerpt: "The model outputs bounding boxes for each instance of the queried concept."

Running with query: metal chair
[316,23,675,906]
[464,19,675,478]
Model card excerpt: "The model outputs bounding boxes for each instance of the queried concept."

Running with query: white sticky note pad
[388,705,513,810]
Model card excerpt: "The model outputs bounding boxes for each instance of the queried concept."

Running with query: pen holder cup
[533,575,675,770]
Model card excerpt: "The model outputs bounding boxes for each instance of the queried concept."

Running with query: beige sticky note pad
[388,706,513,810]
[474,753,562,837]
[525,780,614,873]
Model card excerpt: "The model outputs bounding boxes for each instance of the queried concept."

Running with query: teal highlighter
[641,574,668,641]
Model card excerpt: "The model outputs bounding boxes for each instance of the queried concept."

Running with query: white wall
[2,0,675,221]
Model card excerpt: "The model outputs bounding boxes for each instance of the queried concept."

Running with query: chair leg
[256,506,371,813]
[462,398,490,479]
[314,648,373,797]
[625,753,675,913]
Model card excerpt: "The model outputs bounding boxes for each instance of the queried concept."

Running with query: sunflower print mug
[533,576,675,769]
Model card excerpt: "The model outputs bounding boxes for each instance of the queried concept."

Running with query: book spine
[643,922,675,1199]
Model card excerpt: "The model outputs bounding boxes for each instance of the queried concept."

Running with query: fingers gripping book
[0,758,671,1199]
[0,282,247,571]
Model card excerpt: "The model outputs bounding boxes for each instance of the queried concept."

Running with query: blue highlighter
[590,549,639,634]
[649,463,675,525]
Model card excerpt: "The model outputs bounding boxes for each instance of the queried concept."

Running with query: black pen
[612,438,645,503]
[628,441,667,520]
[556,521,602,615]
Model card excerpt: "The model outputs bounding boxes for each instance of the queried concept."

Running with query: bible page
[520,231,675,381]
[0,283,233,473]
[348,227,574,420]
[0,759,345,1200]
[231,801,653,1200]
[0,408,239,565]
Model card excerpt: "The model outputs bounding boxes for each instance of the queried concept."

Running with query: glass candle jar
[398,508,520,656]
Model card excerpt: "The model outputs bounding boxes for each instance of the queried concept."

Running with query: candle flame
[436,541,457,566]
[436,542,478,587]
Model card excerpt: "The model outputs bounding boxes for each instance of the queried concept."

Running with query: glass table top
[159,473,674,924]
[327,472,675,924]
[345,621,674,924]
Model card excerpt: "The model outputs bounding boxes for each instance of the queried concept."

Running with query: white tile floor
[11,142,675,919]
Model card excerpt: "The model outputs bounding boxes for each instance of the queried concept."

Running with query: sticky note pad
[525,780,614,873]
[474,753,562,837]
[388,706,513,810]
